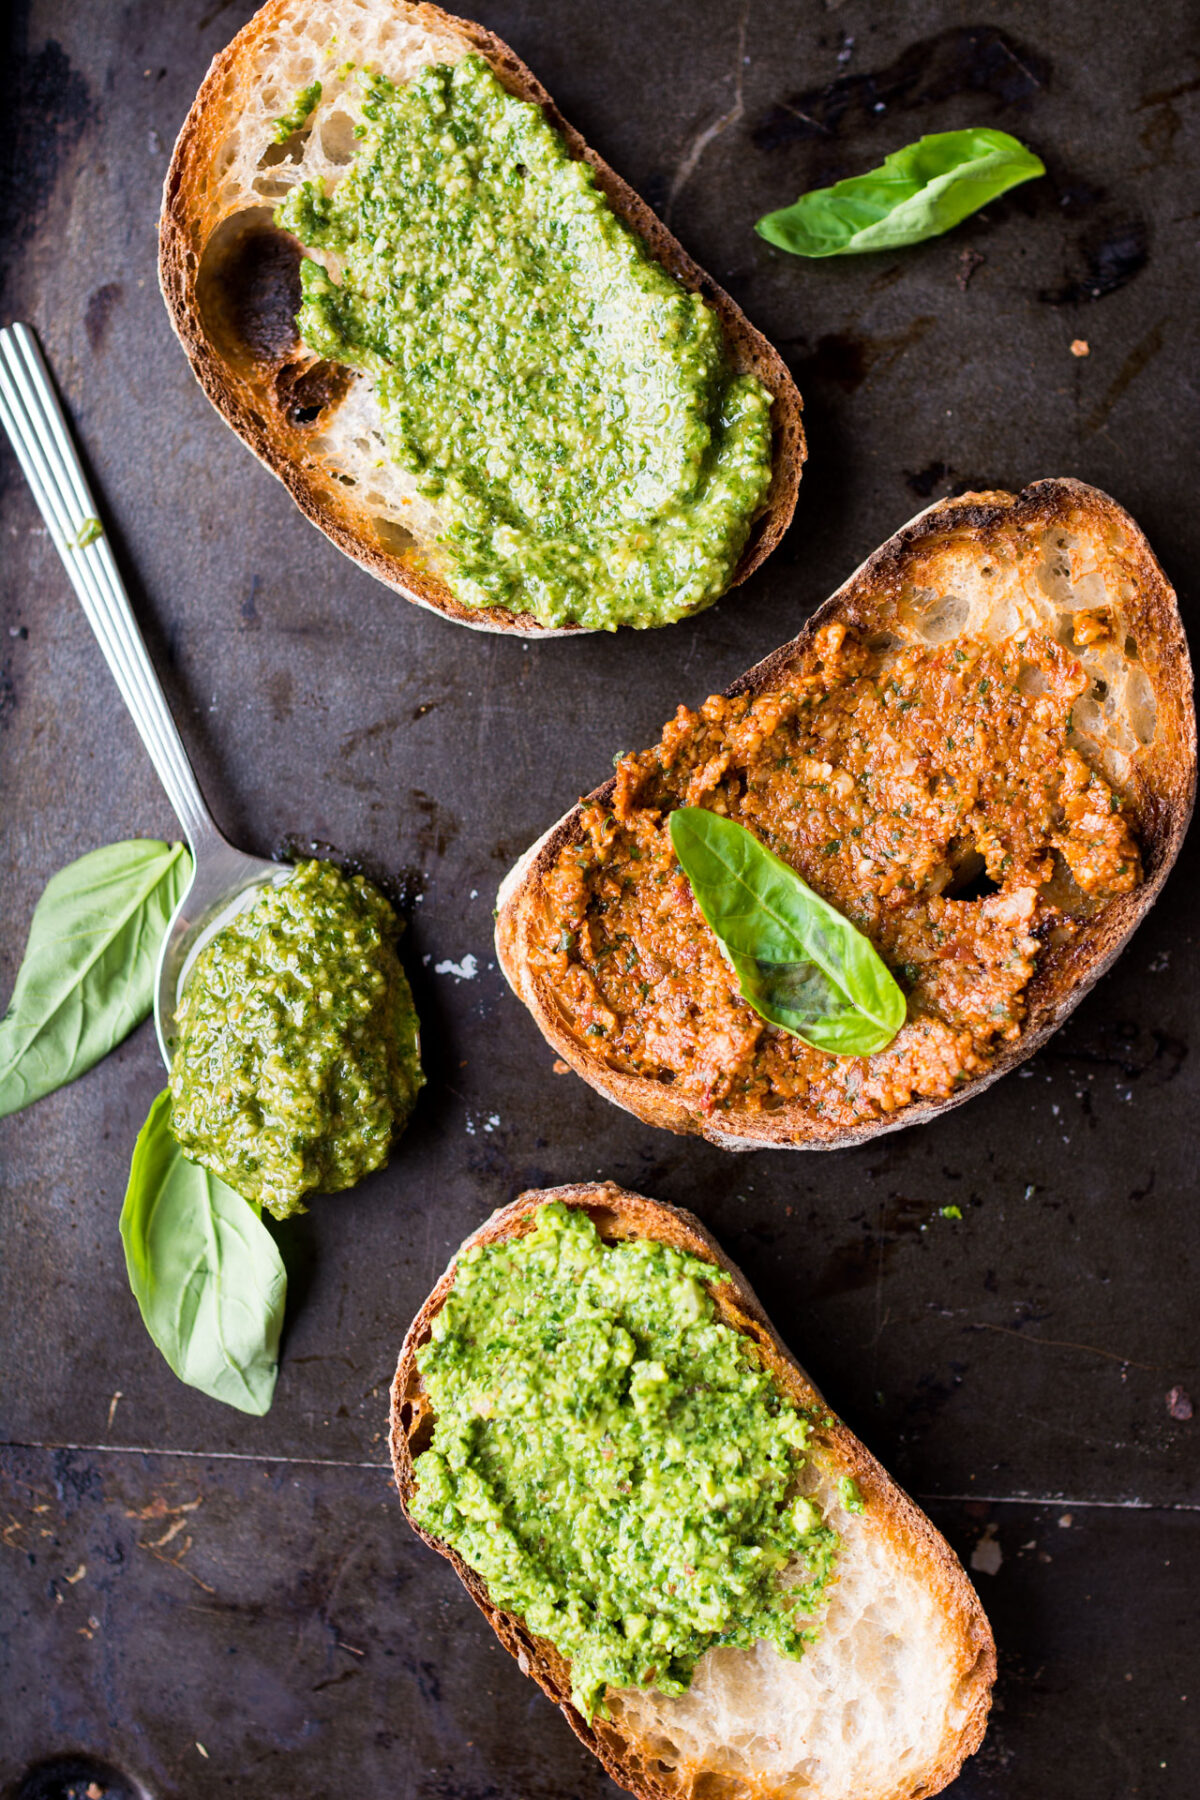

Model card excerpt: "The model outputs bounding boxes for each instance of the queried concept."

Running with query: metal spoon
[0,321,291,1067]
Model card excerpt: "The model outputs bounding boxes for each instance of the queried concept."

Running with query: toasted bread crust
[389,1182,996,1800]
[159,0,804,636]
[496,480,1196,1146]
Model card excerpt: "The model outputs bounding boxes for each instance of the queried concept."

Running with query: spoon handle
[0,322,222,857]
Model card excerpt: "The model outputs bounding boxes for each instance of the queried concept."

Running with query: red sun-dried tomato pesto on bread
[531,620,1141,1126]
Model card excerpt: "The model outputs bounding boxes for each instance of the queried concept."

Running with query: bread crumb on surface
[957,247,985,289]
[434,953,478,981]
[1070,338,1091,357]
[969,1523,1003,1575]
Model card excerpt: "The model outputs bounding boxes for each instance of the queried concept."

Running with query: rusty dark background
[2,1,1198,1795]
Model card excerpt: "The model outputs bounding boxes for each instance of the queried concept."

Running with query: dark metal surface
[1,1,1197,1794]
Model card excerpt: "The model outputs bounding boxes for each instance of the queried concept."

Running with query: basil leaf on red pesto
[756,128,1045,258]
[668,808,906,1057]
[120,1090,287,1415]
[0,840,191,1118]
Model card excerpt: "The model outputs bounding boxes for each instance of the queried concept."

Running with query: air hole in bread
[1123,665,1156,745]
[257,139,299,171]
[320,108,359,165]
[406,1406,435,1456]
[1040,851,1105,921]
[943,843,1000,904]
[274,357,351,429]
[690,1773,747,1800]
[904,588,970,644]
[950,861,1001,905]
[374,516,416,556]
[195,208,301,369]
[984,591,1022,639]
[1035,544,1075,605]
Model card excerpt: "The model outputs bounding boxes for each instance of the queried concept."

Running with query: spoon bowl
[154,827,292,1066]
[0,321,291,1069]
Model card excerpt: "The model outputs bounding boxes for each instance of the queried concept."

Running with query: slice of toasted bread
[496,480,1195,1146]
[159,0,804,636]
[391,1182,996,1800]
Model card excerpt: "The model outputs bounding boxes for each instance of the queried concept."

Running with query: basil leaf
[727,952,902,1057]
[120,1090,287,1415]
[668,808,906,1056]
[756,128,1045,258]
[0,840,191,1118]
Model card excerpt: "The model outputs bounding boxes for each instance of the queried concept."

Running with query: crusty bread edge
[158,0,805,638]
[389,1182,996,1800]
[494,479,1197,1147]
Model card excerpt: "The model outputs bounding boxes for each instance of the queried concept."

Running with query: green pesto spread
[273,80,322,144]
[276,56,774,630]
[411,1203,839,1719]
[169,859,422,1220]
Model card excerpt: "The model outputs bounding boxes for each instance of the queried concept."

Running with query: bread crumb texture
[609,1502,974,1799]
[531,509,1159,1128]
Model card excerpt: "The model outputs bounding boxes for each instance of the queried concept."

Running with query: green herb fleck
[837,1476,865,1514]
[273,80,322,143]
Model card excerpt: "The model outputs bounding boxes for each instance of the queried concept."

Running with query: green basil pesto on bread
[160,0,804,635]
[392,1184,997,1800]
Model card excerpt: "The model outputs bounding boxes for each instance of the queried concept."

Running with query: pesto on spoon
[0,322,422,1215]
